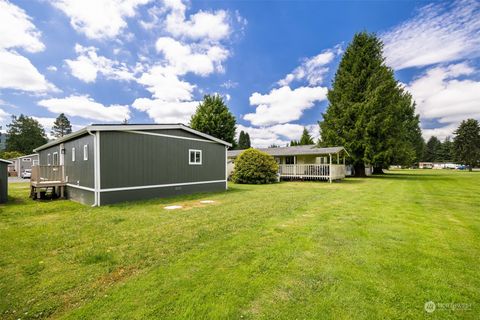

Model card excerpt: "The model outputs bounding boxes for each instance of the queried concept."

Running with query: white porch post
[294,156,297,176]
[329,154,332,183]
[337,153,339,164]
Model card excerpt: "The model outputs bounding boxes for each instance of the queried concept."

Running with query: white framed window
[71,147,76,162]
[22,158,31,162]
[47,153,51,166]
[189,149,202,165]
[53,152,59,166]
[83,145,88,160]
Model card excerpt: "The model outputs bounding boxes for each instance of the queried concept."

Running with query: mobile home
[33,124,230,206]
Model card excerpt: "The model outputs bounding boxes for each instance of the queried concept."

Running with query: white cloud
[278,49,338,86]
[406,62,480,139]
[163,1,230,42]
[65,44,135,83]
[221,80,238,89]
[132,98,198,124]
[0,108,9,122]
[0,0,45,52]
[155,37,229,76]
[237,123,318,148]
[38,95,130,122]
[32,116,84,138]
[382,0,480,70]
[0,50,57,93]
[47,65,58,72]
[136,65,195,101]
[51,0,151,40]
[244,86,327,126]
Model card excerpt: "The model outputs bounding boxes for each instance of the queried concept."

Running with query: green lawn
[1,170,479,319]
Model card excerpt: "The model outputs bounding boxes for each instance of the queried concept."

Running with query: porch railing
[31,165,65,184]
[278,164,346,181]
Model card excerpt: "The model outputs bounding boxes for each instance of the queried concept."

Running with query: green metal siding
[100,181,225,205]
[38,134,95,189]
[63,134,95,189]
[100,131,226,189]
[66,186,95,205]
[0,162,8,203]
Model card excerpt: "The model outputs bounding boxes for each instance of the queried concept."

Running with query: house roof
[11,153,39,160]
[0,158,12,164]
[34,124,232,151]
[227,145,349,158]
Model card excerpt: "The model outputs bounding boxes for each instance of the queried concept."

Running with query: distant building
[419,162,459,169]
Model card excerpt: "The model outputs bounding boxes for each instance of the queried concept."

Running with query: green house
[32,124,231,206]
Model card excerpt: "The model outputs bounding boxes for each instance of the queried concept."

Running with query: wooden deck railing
[31,165,65,184]
[278,164,346,181]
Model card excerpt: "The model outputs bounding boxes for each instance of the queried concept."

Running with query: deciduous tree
[6,115,48,154]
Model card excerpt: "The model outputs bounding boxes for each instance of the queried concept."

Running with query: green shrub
[232,148,279,184]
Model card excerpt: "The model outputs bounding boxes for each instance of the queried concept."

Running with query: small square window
[72,147,76,162]
[189,149,202,165]
[83,145,88,161]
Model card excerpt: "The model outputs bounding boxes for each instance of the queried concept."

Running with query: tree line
[1,32,479,172]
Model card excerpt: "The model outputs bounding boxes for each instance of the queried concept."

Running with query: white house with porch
[227,145,349,182]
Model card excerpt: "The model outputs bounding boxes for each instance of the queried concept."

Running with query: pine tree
[319,32,422,176]
[423,136,442,162]
[453,119,480,171]
[245,132,251,148]
[238,131,250,149]
[439,137,454,161]
[6,115,48,154]
[299,127,314,145]
[51,113,72,138]
[190,94,236,146]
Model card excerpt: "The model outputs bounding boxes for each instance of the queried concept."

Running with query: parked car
[21,169,32,179]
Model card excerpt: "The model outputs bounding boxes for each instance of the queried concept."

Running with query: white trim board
[100,179,227,193]
[66,184,95,192]
[128,130,216,144]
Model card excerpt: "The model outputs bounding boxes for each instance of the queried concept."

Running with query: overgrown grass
[1,170,479,319]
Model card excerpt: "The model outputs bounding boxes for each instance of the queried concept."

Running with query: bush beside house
[232,149,278,184]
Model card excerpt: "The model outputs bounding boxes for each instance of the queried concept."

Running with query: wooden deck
[30,165,66,199]
[278,164,346,182]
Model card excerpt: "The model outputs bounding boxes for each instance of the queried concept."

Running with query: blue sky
[0,0,479,147]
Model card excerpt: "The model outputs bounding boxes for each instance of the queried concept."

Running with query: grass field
[1,170,479,319]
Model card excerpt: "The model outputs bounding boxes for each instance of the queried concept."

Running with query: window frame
[22,158,32,162]
[188,149,202,165]
[83,145,88,161]
[53,152,59,166]
[71,147,76,162]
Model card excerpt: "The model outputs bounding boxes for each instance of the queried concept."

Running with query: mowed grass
[1,170,479,319]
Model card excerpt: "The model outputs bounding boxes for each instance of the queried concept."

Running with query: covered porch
[275,150,347,182]
[227,145,349,182]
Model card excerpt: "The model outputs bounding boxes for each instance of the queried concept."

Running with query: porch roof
[227,145,348,158]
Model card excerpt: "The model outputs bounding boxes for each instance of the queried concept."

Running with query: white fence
[278,164,346,181]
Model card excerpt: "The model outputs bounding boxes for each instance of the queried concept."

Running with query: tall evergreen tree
[290,140,299,146]
[319,32,422,176]
[453,119,480,171]
[299,127,314,145]
[423,136,442,162]
[237,131,251,149]
[51,113,72,138]
[245,132,251,148]
[439,137,454,161]
[6,115,48,154]
[190,94,236,146]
